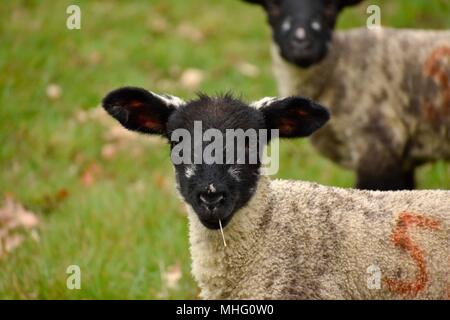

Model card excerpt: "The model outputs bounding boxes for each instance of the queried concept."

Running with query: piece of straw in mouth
[218,219,227,247]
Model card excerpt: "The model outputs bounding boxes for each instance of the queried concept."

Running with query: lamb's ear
[102,87,185,136]
[252,96,330,138]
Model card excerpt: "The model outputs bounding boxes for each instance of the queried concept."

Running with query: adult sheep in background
[242,0,450,190]
[102,87,450,299]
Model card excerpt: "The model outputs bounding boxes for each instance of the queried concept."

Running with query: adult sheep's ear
[252,96,330,138]
[102,87,185,136]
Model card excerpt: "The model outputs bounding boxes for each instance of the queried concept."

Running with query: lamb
[243,0,450,190]
[102,86,450,299]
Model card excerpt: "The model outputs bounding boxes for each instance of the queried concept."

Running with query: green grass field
[1,0,449,299]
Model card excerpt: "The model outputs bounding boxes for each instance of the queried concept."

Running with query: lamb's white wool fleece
[272,27,450,173]
[187,176,450,299]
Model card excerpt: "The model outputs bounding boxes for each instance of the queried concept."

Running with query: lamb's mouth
[199,213,233,230]
[280,43,328,68]
[200,216,231,230]
[283,50,327,68]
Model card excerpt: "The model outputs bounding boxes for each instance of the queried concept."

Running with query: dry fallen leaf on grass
[152,173,177,196]
[88,51,102,65]
[236,61,260,78]
[80,162,102,187]
[101,143,118,160]
[39,188,69,213]
[46,83,62,100]
[176,23,205,43]
[103,124,164,158]
[131,180,146,194]
[74,106,111,125]
[156,261,183,298]
[4,234,23,252]
[74,106,165,162]
[105,125,141,142]
[163,262,182,290]
[149,16,168,34]
[155,79,177,92]
[16,208,39,229]
[0,195,40,259]
[179,68,204,90]
[153,173,167,189]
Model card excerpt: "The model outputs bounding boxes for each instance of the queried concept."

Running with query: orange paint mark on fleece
[384,212,441,296]
[422,46,450,121]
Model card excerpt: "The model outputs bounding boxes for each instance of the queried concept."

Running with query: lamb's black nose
[289,26,313,51]
[199,191,225,211]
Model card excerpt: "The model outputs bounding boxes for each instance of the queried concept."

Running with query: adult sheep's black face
[243,0,363,67]
[102,87,329,229]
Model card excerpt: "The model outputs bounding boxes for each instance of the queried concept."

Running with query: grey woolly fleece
[272,27,450,172]
[187,176,450,299]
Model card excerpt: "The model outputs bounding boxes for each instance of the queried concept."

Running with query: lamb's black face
[102,87,330,230]
[167,96,266,229]
[243,0,363,68]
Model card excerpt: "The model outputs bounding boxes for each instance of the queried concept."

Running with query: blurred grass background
[0,0,449,299]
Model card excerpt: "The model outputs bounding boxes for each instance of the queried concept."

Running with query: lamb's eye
[311,20,322,31]
[281,18,291,32]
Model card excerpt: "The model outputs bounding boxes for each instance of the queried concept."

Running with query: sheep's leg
[356,163,416,191]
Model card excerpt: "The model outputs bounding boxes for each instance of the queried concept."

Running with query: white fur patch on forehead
[250,97,278,109]
[228,167,241,181]
[152,92,185,108]
[185,165,196,178]
[208,184,216,193]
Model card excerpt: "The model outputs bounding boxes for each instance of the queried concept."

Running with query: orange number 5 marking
[384,212,441,296]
